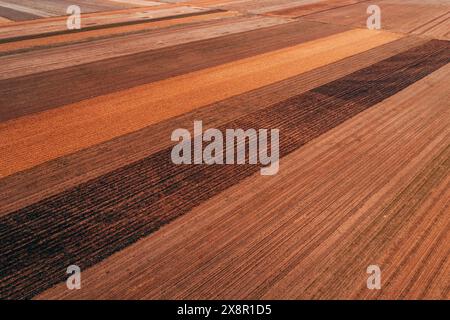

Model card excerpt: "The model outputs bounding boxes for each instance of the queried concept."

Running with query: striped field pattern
[0,0,449,299]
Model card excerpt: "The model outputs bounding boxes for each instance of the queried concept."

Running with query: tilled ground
[0,0,449,300]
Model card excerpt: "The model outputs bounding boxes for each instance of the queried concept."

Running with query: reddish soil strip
[249,1,323,15]
[267,0,369,17]
[0,8,219,43]
[409,12,450,40]
[103,0,162,6]
[218,0,321,13]
[0,40,447,299]
[0,20,348,121]
[185,0,241,6]
[0,36,425,217]
[300,0,450,38]
[0,11,239,54]
[0,6,40,21]
[38,65,450,300]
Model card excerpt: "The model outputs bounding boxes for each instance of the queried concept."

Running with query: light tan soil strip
[0,3,179,29]
[0,11,238,53]
[0,1,54,17]
[0,5,211,41]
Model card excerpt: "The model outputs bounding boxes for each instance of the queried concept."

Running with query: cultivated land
[0,0,449,300]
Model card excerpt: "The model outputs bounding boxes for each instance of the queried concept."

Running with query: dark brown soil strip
[0,40,448,299]
[0,6,40,21]
[0,9,225,44]
[0,20,350,122]
[0,36,426,217]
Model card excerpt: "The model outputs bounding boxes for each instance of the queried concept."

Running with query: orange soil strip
[0,29,402,177]
[0,11,239,53]
[0,16,11,23]
[37,63,450,300]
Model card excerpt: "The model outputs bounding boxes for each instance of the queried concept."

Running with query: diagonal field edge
[0,12,240,57]
[0,20,350,122]
[0,35,426,217]
[0,39,448,299]
[0,9,226,44]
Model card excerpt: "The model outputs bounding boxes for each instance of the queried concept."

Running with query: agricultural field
[0,0,449,300]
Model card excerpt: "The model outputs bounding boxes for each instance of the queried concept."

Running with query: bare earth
[0,0,448,300]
